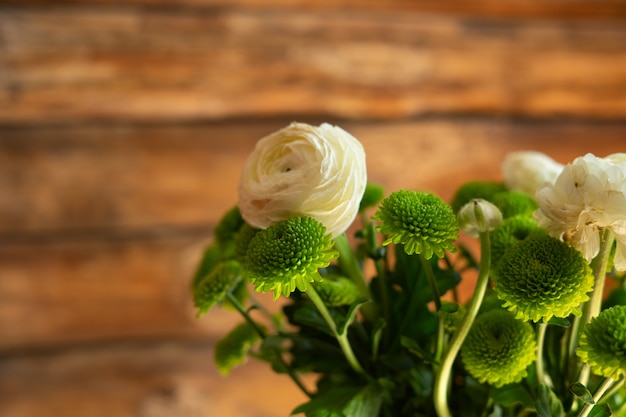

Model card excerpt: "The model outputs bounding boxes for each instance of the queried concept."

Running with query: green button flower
[214,322,264,376]
[374,190,458,259]
[244,216,338,299]
[495,233,593,323]
[461,309,536,387]
[193,260,243,317]
[577,305,626,380]
[489,216,544,281]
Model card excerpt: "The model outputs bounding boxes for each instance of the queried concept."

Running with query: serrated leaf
[535,384,565,417]
[570,382,595,404]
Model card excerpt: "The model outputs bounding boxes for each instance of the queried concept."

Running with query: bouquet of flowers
[191,122,626,417]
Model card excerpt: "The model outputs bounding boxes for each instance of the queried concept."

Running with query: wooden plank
[0,341,311,417]
[1,8,625,124]
[3,1,626,20]
[0,235,238,351]
[1,120,625,235]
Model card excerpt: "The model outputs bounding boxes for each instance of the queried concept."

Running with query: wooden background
[1,1,625,416]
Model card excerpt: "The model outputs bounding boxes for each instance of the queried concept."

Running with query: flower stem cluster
[192,127,626,417]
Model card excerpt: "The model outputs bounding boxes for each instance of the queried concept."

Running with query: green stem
[577,229,615,387]
[420,254,442,312]
[226,292,313,398]
[599,375,624,404]
[536,322,549,387]
[226,292,267,339]
[577,377,616,417]
[306,284,368,376]
[582,229,615,325]
[434,230,492,417]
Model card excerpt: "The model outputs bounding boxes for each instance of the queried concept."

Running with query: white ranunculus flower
[535,153,626,271]
[238,122,367,238]
[502,151,564,196]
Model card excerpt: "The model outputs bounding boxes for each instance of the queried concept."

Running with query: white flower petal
[238,122,367,238]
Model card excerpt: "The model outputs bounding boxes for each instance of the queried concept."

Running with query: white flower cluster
[503,151,626,271]
[238,122,367,238]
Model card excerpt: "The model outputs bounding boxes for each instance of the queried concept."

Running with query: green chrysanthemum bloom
[491,190,539,219]
[359,183,385,212]
[490,216,544,280]
[495,233,593,322]
[245,216,338,299]
[462,309,537,387]
[577,305,626,380]
[374,190,458,259]
[214,206,245,245]
[451,181,508,213]
[193,260,243,317]
[214,322,264,376]
[313,275,360,307]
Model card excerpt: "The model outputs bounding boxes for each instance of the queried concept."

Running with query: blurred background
[0,1,625,416]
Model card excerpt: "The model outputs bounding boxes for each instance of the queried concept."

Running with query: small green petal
[193,260,243,317]
[577,305,626,380]
[374,190,459,259]
[214,322,264,376]
[462,309,537,387]
[244,216,338,299]
[495,234,593,323]
[451,181,507,214]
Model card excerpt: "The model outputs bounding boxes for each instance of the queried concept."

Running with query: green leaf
[535,384,565,417]
[292,305,334,336]
[491,383,534,408]
[342,383,383,417]
[338,298,370,336]
[400,336,434,363]
[588,403,612,417]
[292,382,383,417]
[570,382,595,404]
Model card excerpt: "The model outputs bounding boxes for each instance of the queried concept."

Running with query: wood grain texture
[1,8,625,124]
[3,0,626,20]
[0,341,312,417]
[1,119,624,352]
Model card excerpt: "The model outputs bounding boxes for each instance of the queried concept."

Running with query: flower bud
[457,199,503,237]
